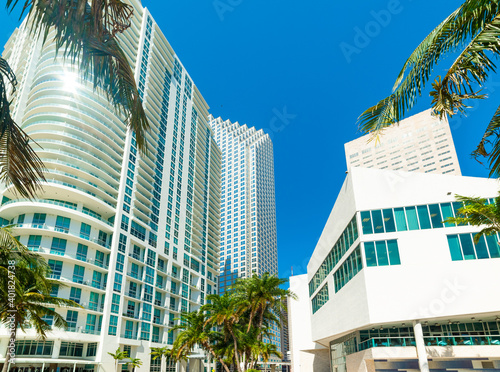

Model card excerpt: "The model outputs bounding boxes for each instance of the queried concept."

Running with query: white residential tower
[0,2,220,371]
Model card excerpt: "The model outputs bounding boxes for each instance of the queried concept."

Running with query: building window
[55,216,71,233]
[69,287,82,304]
[80,222,91,239]
[66,310,78,330]
[73,265,85,284]
[48,260,63,279]
[361,202,466,235]
[311,284,329,314]
[50,238,67,255]
[447,233,500,261]
[308,216,358,296]
[87,343,98,357]
[333,245,363,293]
[76,244,88,261]
[364,240,401,267]
[108,315,118,336]
[15,341,53,356]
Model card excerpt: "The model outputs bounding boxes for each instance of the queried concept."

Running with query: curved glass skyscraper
[0,2,220,371]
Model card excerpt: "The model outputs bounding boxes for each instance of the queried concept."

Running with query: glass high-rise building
[0,2,220,371]
[209,116,278,287]
[210,116,281,368]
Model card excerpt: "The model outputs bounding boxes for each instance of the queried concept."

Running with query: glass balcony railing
[1,199,114,228]
[358,335,500,351]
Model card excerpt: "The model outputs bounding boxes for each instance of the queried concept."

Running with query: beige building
[345,109,461,175]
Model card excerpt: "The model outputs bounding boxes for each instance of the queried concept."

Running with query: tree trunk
[203,342,230,372]
[257,306,266,341]
[227,326,243,372]
[246,309,256,333]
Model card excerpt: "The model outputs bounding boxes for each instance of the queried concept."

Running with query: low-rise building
[290,167,500,372]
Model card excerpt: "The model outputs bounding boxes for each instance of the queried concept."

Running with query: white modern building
[345,110,461,175]
[288,275,329,372]
[209,116,281,367]
[291,166,500,372]
[0,2,220,371]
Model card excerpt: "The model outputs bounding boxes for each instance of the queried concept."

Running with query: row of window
[364,240,400,267]
[311,245,364,314]
[311,284,329,314]
[333,245,363,293]
[14,340,98,357]
[309,217,358,296]
[447,233,500,261]
[360,201,470,235]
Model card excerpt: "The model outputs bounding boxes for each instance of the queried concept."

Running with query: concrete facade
[345,110,461,175]
[293,167,500,372]
[288,275,329,372]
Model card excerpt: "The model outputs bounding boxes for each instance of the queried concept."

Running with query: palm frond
[0,57,46,197]
[358,0,500,133]
[472,103,500,176]
[7,0,149,152]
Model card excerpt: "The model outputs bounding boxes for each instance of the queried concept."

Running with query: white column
[52,339,61,359]
[413,321,429,372]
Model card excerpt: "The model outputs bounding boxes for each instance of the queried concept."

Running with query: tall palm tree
[126,357,142,372]
[358,1,500,176]
[231,273,295,333]
[108,347,129,372]
[0,263,79,372]
[203,293,245,372]
[1,0,149,197]
[172,309,231,372]
[445,193,500,242]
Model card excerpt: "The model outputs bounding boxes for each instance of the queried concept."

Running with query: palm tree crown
[173,273,296,372]
[1,0,149,197]
[358,1,500,176]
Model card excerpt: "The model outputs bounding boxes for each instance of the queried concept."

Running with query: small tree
[0,261,80,372]
[108,347,129,372]
[151,346,171,372]
[126,358,142,372]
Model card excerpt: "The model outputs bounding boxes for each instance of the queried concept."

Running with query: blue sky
[1,0,498,279]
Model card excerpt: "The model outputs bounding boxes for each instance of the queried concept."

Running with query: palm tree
[252,341,282,366]
[108,347,129,372]
[231,273,295,333]
[1,0,149,197]
[203,293,245,372]
[126,357,142,372]
[173,310,231,372]
[151,346,172,372]
[444,193,500,242]
[0,263,80,372]
[358,1,500,176]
